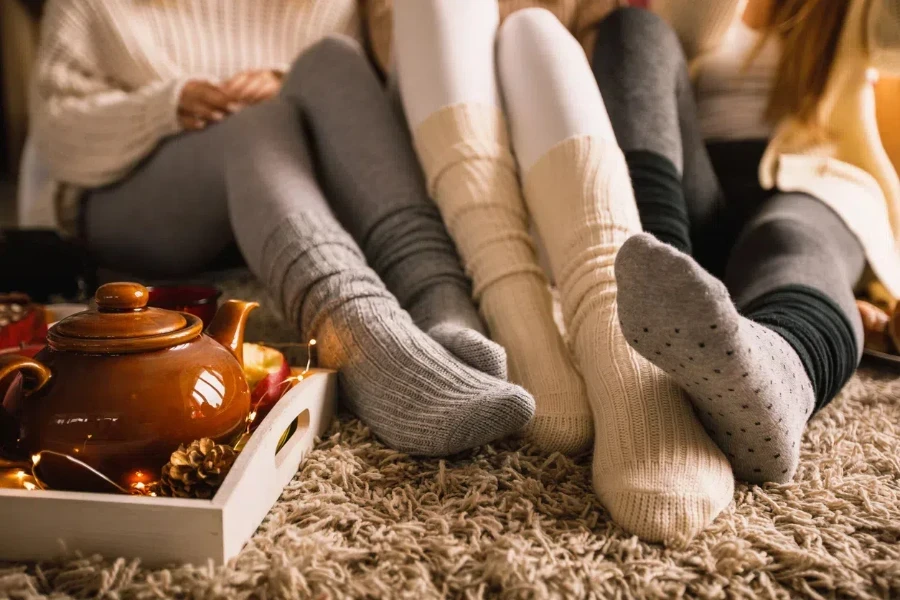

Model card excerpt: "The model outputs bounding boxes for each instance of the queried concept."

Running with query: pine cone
[158,438,237,499]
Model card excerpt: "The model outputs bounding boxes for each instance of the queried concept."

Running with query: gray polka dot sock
[289,36,507,379]
[615,233,813,483]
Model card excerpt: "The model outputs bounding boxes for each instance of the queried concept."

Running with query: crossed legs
[394,0,592,454]
[84,41,536,457]
[395,1,733,541]
[593,7,865,483]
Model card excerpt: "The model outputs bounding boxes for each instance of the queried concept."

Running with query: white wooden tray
[0,368,336,567]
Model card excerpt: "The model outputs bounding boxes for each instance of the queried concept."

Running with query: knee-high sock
[523,137,733,542]
[499,8,733,543]
[286,35,507,379]
[411,104,592,454]
[223,97,534,456]
[393,0,590,453]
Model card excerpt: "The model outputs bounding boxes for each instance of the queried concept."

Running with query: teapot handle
[0,354,51,396]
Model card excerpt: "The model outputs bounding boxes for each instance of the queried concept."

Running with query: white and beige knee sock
[394,0,591,453]
[499,8,733,542]
[522,135,733,541]
[412,105,592,453]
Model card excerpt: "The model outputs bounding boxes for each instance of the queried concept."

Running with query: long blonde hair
[761,0,852,128]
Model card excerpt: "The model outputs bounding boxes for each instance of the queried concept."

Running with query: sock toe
[444,383,536,454]
[597,462,734,543]
[616,233,733,324]
[524,413,594,454]
[428,323,509,379]
[602,488,728,544]
[614,233,666,286]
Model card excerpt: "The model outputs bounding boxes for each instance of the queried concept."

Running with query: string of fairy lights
[2,338,317,497]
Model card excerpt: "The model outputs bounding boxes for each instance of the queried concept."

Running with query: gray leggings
[83,108,237,277]
[592,7,865,408]
[83,50,366,277]
[591,7,866,348]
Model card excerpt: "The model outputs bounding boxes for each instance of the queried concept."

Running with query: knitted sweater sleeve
[649,0,744,61]
[30,0,188,188]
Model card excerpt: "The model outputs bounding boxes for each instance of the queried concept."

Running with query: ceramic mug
[147,285,222,329]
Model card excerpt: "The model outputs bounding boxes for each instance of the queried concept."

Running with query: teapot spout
[206,300,259,367]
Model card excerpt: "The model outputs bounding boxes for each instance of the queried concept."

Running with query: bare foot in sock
[615,233,813,483]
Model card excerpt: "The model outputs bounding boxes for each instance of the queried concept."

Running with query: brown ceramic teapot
[0,282,258,487]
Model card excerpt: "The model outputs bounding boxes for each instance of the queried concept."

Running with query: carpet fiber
[2,274,899,599]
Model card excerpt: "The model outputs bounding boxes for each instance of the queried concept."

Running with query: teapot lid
[48,283,203,353]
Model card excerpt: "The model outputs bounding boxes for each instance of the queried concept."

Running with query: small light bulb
[15,470,26,480]
[31,454,40,465]
[309,339,316,346]
[23,482,36,491]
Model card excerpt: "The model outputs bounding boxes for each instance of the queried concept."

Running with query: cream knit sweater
[29,0,360,227]
[652,0,900,298]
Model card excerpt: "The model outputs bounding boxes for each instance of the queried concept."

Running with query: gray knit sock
[224,98,534,455]
[615,233,813,483]
[287,35,507,379]
[268,219,533,455]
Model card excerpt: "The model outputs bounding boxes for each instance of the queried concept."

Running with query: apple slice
[243,343,291,418]
[243,343,286,388]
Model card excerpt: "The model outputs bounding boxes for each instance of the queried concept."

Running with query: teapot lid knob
[49,281,200,352]
[96,283,149,311]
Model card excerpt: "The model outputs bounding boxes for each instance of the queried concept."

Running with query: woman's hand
[222,69,283,106]
[178,80,238,130]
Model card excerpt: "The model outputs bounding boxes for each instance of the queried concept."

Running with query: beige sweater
[652,0,900,297]
[29,0,360,228]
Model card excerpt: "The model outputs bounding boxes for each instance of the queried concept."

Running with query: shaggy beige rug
[3,272,899,599]
[1,364,899,599]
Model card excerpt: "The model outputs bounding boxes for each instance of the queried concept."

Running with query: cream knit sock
[413,103,592,454]
[523,135,734,542]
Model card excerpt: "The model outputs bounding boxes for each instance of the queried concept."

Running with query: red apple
[0,344,45,358]
[243,343,291,420]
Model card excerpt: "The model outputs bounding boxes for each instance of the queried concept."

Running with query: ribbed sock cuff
[260,216,389,330]
[412,103,517,198]
[623,150,691,254]
[742,284,859,413]
[412,104,546,298]
[366,206,470,304]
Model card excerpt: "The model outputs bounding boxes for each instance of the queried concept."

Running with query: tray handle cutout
[274,408,311,480]
[213,369,335,509]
